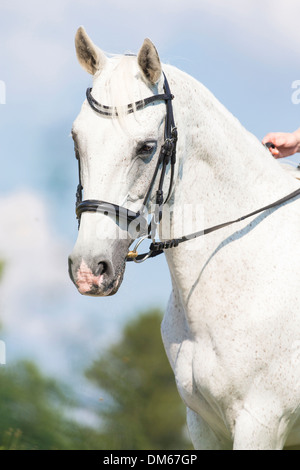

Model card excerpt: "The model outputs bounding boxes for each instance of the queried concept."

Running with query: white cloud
[6,32,70,89]
[1,0,70,24]
[1,0,299,102]
[0,191,66,293]
[88,0,300,62]
[0,191,108,378]
[0,190,170,381]
[0,192,67,362]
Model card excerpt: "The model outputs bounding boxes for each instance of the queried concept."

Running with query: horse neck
[165,65,295,229]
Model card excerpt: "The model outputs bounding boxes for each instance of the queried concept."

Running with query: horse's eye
[137,141,156,156]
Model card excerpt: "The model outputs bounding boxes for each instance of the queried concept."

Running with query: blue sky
[0,0,299,407]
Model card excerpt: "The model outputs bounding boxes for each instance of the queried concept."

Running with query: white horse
[69,27,300,450]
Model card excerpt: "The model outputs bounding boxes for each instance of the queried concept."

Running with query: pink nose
[76,260,103,294]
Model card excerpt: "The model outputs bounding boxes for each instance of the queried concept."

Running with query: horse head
[68,27,173,296]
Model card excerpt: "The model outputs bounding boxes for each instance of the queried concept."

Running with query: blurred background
[0,0,299,449]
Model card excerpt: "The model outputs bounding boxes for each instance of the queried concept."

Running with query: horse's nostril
[97,261,108,276]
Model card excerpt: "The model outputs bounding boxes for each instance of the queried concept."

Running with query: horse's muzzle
[68,253,125,297]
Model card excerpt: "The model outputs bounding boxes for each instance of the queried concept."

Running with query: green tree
[0,359,110,450]
[0,257,189,449]
[0,360,83,449]
[0,259,102,450]
[86,309,190,450]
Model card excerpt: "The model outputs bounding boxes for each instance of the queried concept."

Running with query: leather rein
[74,73,300,263]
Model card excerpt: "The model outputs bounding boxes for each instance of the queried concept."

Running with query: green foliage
[0,272,189,450]
[0,360,79,449]
[86,309,190,450]
[0,259,103,450]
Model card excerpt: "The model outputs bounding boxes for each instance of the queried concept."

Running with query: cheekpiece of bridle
[75,72,178,262]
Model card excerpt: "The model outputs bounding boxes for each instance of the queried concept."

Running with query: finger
[262,133,285,148]
[269,148,279,157]
[273,148,286,158]
[264,144,279,157]
[262,133,277,144]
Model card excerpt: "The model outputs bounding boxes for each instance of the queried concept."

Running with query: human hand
[262,129,300,158]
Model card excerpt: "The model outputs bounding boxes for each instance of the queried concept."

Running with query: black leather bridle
[75,72,178,261]
[74,73,300,263]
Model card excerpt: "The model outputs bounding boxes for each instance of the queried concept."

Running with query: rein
[74,72,300,263]
[129,186,300,262]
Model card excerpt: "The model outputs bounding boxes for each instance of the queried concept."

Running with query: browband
[86,87,174,117]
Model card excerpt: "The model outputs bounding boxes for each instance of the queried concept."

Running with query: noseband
[75,72,178,261]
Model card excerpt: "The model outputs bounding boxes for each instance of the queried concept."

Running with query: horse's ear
[137,38,162,85]
[75,26,106,75]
